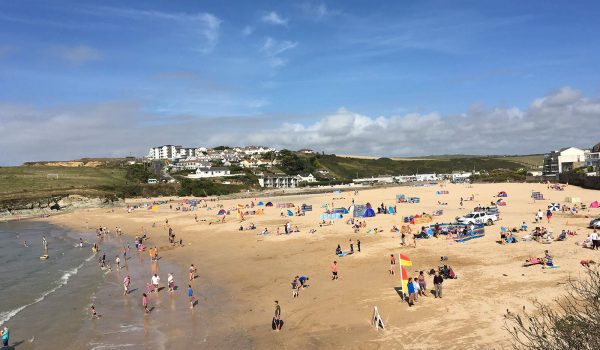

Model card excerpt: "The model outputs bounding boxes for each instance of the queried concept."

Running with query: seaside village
[45,141,598,348]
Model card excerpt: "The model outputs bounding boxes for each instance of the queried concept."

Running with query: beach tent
[353,204,367,218]
[497,191,508,197]
[333,207,349,214]
[320,213,342,220]
[257,201,264,206]
[564,197,580,204]
[287,210,294,216]
[265,202,273,207]
[151,205,159,211]
[363,203,376,218]
[435,190,449,195]
[590,201,599,208]
[496,199,507,206]
[548,203,561,211]
[301,204,313,211]
[388,206,395,214]
[217,209,226,215]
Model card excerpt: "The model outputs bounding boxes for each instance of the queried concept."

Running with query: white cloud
[261,11,288,26]
[1,87,599,165]
[300,3,339,20]
[91,7,221,53]
[54,45,102,64]
[260,37,297,67]
[242,26,254,36]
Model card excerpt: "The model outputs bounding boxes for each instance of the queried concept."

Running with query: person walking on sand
[273,301,281,331]
[433,271,444,298]
[536,209,543,223]
[407,277,416,306]
[331,261,338,280]
[349,239,354,253]
[188,285,195,309]
[168,273,175,293]
[357,239,361,252]
[142,293,149,314]
[546,208,553,223]
[389,254,396,275]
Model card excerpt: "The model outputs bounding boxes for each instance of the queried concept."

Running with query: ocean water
[0,220,104,349]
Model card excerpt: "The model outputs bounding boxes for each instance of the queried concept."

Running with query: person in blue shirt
[407,278,416,306]
[1,326,9,347]
[188,285,195,309]
[298,275,309,287]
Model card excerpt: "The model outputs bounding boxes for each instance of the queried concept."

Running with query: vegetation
[505,267,600,350]
[178,178,244,197]
[470,169,528,183]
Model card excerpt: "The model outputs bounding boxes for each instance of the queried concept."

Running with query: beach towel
[542,265,560,269]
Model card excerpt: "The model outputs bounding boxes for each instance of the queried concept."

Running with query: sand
[44,182,600,349]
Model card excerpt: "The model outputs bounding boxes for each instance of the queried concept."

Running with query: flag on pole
[400,266,409,294]
[400,254,412,266]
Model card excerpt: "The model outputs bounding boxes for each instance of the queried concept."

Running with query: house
[451,172,472,183]
[147,145,197,160]
[259,175,299,188]
[543,147,588,175]
[585,142,600,171]
[147,178,158,184]
[298,148,314,154]
[187,167,232,179]
[415,173,438,182]
[173,157,211,170]
[296,173,316,183]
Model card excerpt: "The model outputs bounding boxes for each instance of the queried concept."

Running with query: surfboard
[40,255,49,260]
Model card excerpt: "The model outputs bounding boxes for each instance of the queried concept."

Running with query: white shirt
[537,211,543,218]
[151,275,160,285]
[591,232,599,240]
[168,275,174,284]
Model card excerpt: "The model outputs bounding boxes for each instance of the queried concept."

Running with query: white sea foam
[0,255,93,326]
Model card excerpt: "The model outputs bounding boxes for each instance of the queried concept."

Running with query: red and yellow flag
[400,254,412,267]
[401,266,409,293]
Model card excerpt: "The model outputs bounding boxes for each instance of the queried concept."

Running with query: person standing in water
[168,273,175,293]
[142,293,149,314]
[123,275,131,295]
[42,235,48,251]
[115,256,121,270]
[1,326,9,346]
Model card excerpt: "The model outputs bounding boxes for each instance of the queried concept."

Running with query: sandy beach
[42,182,600,349]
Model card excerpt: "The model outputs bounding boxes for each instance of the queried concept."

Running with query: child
[142,293,149,314]
[389,254,396,275]
[188,285,195,309]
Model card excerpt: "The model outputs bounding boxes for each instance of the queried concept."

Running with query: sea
[0,220,251,350]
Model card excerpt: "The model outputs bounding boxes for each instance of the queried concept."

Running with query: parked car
[457,211,498,226]
[589,217,600,229]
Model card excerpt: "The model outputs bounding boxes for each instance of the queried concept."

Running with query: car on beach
[589,217,600,229]
[456,211,498,226]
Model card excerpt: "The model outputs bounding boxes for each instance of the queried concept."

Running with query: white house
[415,173,438,182]
[187,167,232,179]
[585,142,600,171]
[451,172,472,182]
[296,173,316,183]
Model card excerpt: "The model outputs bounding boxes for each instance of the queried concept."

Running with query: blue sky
[1,0,600,163]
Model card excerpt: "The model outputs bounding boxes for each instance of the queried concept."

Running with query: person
[168,273,175,293]
[433,271,444,298]
[591,230,600,250]
[349,239,354,253]
[142,293,149,314]
[298,275,309,287]
[412,277,421,302]
[189,264,196,281]
[1,326,9,347]
[115,256,121,270]
[543,250,554,267]
[536,209,543,223]
[123,275,131,295]
[335,244,342,256]
[273,301,282,331]
[188,285,195,309]
[90,305,100,319]
[357,239,361,252]
[151,274,160,293]
[331,261,338,280]
[546,209,553,223]
[79,238,84,248]
[389,254,396,275]
[401,231,406,246]
[407,277,416,306]
[291,277,299,298]
[418,271,427,296]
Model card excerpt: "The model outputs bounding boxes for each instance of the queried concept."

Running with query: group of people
[406,270,444,306]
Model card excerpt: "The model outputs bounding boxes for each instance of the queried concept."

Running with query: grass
[0,165,128,202]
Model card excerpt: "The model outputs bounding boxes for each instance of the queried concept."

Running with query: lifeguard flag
[400,254,412,267]
[401,266,409,293]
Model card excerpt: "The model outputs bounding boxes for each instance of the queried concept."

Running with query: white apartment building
[258,175,299,188]
[147,145,197,160]
[585,142,600,171]
[543,147,588,175]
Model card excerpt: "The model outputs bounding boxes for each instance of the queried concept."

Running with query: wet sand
[44,182,600,349]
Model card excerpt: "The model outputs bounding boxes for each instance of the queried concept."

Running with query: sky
[1,0,600,164]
